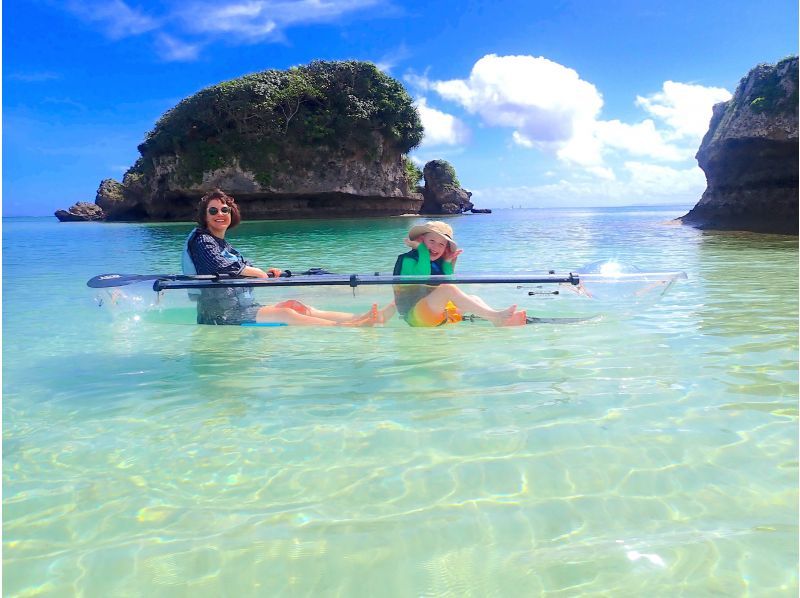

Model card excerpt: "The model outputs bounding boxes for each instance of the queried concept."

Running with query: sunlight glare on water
[3,207,798,596]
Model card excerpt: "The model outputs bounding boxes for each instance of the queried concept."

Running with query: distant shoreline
[4,203,696,220]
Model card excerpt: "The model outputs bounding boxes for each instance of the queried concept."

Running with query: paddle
[88,270,580,290]
[87,273,228,288]
[240,315,598,328]
[461,314,600,325]
[154,273,580,291]
[86,270,302,289]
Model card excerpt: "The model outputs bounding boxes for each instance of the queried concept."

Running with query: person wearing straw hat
[392,221,526,326]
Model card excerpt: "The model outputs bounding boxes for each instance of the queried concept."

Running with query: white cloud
[404,71,433,90]
[180,0,380,41]
[65,0,158,39]
[637,81,732,139]
[60,0,382,56]
[156,34,202,62]
[430,54,603,145]
[586,165,616,180]
[594,119,688,161]
[511,131,533,148]
[554,123,604,167]
[374,44,411,74]
[9,72,62,82]
[623,161,706,192]
[471,163,706,208]
[420,54,731,179]
[42,97,88,111]
[180,2,278,40]
[414,98,470,147]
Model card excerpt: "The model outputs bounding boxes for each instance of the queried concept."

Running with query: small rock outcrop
[56,61,425,221]
[420,160,474,214]
[678,57,798,234]
[54,202,105,222]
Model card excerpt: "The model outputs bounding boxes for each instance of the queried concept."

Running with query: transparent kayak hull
[90,261,687,327]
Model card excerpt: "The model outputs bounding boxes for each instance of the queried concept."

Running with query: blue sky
[3,0,798,216]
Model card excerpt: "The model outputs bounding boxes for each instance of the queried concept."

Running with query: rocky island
[679,57,798,235]
[56,61,481,222]
[420,160,475,214]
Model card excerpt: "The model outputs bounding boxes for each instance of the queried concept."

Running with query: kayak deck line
[151,272,583,291]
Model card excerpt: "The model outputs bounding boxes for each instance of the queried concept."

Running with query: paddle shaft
[152,273,580,291]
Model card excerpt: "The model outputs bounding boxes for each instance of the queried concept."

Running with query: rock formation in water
[56,61,426,221]
[420,159,475,214]
[54,202,105,222]
[678,57,798,234]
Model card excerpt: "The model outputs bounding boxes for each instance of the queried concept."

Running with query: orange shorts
[406,299,462,327]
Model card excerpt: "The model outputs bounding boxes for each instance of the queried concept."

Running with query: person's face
[420,232,449,260]
[205,199,232,237]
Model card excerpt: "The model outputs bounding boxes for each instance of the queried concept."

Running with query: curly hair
[195,189,242,229]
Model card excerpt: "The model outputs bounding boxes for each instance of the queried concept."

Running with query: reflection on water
[3,209,798,596]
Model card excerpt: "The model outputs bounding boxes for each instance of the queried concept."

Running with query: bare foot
[345,303,379,322]
[497,304,517,319]
[338,308,378,327]
[486,304,516,324]
[499,310,527,326]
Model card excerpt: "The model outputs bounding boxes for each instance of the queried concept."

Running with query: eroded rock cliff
[679,57,798,234]
[57,61,425,221]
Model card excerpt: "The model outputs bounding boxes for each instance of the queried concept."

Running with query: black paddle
[87,273,227,288]
[89,270,580,290]
[85,269,314,289]
[461,314,600,325]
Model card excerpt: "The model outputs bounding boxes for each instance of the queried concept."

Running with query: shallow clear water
[3,207,798,596]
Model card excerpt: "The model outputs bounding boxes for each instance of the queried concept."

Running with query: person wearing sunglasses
[184,189,387,326]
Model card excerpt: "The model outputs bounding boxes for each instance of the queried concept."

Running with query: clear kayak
[88,261,687,327]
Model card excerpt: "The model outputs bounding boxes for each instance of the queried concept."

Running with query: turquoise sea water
[3,207,798,596]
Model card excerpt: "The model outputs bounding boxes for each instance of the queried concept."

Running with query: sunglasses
[207,206,231,215]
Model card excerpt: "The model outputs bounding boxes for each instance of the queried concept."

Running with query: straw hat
[408,221,457,250]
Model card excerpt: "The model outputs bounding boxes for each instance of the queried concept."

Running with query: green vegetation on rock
[403,156,423,189]
[426,159,461,189]
[746,56,798,115]
[130,61,424,187]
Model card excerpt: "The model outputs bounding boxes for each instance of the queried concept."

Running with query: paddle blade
[86,274,163,288]
[87,272,262,289]
[525,315,601,324]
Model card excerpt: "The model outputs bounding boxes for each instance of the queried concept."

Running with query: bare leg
[256,306,377,327]
[421,284,518,325]
[274,300,390,323]
[460,293,527,325]
[376,302,396,323]
[462,292,497,312]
